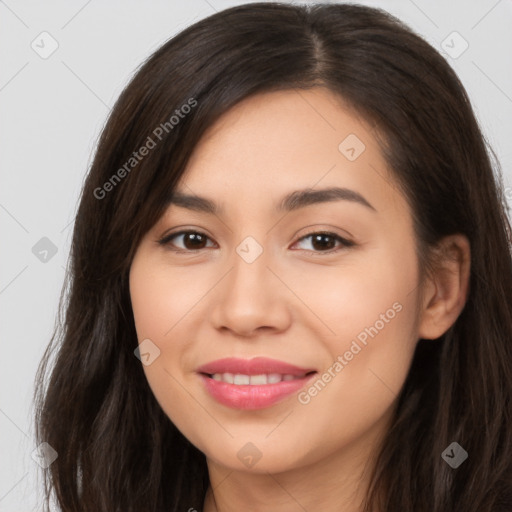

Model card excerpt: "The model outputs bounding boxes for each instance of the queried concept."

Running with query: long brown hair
[34,3,512,511]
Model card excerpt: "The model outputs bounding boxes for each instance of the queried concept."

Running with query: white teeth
[233,374,250,385]
[250,374,268,385]
[210,373,303,384]
[267,373,282,384]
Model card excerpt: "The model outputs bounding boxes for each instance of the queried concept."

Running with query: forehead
[176,88,401,215]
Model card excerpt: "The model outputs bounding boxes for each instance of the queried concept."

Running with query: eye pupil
[312,234,336,250]
[184,232,206,249]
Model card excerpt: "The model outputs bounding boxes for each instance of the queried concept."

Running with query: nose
[209,246,292,338]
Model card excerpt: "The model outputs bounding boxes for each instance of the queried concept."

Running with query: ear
[417,234,471,340]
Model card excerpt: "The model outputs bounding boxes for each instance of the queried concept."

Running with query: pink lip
[196,357,315,376]
[197,357,317,410]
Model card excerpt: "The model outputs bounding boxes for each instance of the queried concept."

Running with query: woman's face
[129,88,424,475]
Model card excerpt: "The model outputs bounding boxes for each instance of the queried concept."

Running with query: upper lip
[197,357,316,377]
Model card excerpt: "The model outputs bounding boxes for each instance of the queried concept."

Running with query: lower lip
[199,373,316,410]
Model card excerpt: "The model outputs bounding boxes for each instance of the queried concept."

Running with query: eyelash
[157,230,355,255]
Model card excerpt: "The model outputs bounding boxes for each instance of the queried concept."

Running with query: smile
[196,357,317,410]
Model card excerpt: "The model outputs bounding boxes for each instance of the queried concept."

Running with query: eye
[158,230,216,251]
[291,231,355,253]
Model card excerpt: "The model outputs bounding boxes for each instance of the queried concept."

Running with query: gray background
[1,0,511,510]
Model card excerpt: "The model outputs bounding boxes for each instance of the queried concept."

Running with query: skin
[129,87,470,512]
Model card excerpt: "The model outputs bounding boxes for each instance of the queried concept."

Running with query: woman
[34,3,512,511]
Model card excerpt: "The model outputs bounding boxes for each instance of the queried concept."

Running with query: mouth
[196,357,317,410]
[204,371,315,385]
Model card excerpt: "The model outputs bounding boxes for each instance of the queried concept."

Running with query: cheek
[129,257,219,447]
[292,299,417,465]
[277,239,419,346]
[288,241,420,409]
[129,263,197,378]
[130,259,212,341]
[291,243,420,443]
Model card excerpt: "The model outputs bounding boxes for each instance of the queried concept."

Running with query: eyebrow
[167,187,377,215]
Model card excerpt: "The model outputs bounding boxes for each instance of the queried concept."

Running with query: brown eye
[158,231,215,251]
[293,232,354,253]
[311,233,337,250]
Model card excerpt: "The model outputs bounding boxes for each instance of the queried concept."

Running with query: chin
[201,436,313,475]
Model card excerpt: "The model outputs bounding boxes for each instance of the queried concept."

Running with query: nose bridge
[228,235,271,299]
[234,234,266,267]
